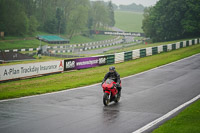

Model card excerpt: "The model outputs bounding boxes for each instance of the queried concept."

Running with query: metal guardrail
[1,38,199,82]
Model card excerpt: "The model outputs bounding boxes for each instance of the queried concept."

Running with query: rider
[102,66,122,95]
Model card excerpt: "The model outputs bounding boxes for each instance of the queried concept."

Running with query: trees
[29,16,39,35]
[119,3,145,12]
[181,0,200,37]
[108,1,115,27]
[0,0,115,37]
[67,4,89,38]
[91,1,109,30]
[0,0,29,36]
[90,1,115,30]
[0,0,39,36]
[142,0,200,42]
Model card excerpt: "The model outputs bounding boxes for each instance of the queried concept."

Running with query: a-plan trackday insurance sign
[0,60,64,81]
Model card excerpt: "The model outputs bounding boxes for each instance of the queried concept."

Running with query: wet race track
[0,54,200,133]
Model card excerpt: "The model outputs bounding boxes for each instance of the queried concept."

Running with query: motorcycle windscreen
[106,79,114,84]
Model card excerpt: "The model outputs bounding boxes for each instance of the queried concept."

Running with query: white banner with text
[0,60,64,81]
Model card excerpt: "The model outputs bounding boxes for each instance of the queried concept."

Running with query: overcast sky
[91,0,159,7]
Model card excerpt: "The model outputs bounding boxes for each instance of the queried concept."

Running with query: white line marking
[0,53,199,103]
[132,94,200,133]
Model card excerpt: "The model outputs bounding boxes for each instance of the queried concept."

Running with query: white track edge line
[132,94,200,133]
[0,53,199,103]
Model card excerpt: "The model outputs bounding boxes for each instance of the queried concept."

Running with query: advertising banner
[0,60,64,81]
[64,56,107,71]
[90,30,145,37]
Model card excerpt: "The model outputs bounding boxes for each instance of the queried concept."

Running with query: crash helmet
[109,66,115,73]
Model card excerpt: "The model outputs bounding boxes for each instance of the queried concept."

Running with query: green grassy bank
[0,44,200,100]
[153,99,200,133]
[0,35,115,50]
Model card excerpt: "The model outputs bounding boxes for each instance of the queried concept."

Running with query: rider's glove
[116,83,120,88]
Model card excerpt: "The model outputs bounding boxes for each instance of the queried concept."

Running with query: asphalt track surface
[0,54,200,133]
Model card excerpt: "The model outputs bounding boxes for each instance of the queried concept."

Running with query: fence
[0,38,199,82]
[109,39,199,65]
[1,36,121,53]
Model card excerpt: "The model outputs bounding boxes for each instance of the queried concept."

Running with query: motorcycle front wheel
[114,92,121,103]
[103,93,110,106]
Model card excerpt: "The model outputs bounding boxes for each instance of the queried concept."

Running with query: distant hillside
[90,1,144,12]
[114,11,143,33]
[118,3,145,12]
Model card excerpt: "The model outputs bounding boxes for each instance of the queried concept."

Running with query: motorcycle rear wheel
[103,93,110,106]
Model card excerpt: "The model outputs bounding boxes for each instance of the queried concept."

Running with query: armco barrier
[132,49,140,59]
[172,44,176,50]
[1,38,199,82]
[195,39,197,44]
[1,36,121,54]
[146,47,152,56]
[163,45,168,52]
[189,40,192,46]
[106,54,115,64]
[140,49,146,58]
[183,41,186,47]
[50,39,123,54]
[124,51,132,61]
[158,45,163,53]
[186,40,189,47]
[1,48,39,53]
[176,42,180,49]
[180,42,183,48]
[192,40,195,45]
[167,44,172,51]
[115,52,124,64]
[152,47,158,55]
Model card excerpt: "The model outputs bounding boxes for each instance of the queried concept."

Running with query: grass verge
[0,44,200,100]
[69,35,116,44]
[153,99,200,133]
[0,39,48,50]
[0,35,116,50]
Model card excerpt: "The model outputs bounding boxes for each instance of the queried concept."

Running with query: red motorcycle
[102,79,121,106]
